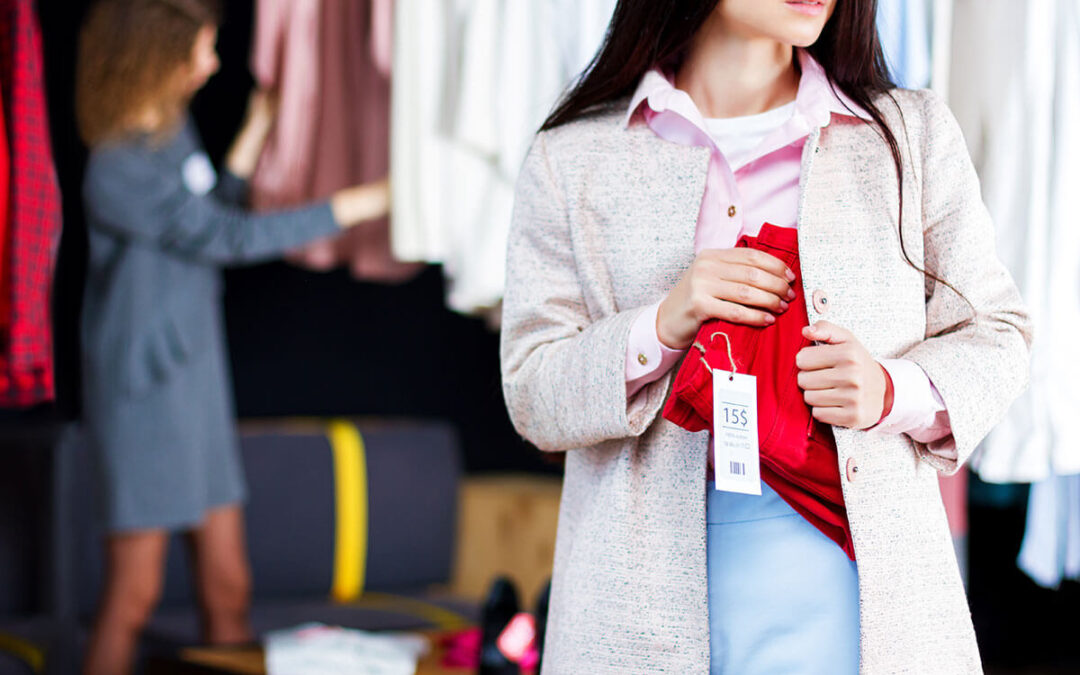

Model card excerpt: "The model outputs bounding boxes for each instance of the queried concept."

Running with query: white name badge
[182,152,218,196]
[712,370,762,494]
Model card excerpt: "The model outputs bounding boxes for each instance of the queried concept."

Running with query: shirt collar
[624,49,871,129]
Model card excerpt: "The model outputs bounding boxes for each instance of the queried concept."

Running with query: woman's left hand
[795,321,893,429]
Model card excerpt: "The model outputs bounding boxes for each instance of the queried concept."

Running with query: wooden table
[146,630,474,675]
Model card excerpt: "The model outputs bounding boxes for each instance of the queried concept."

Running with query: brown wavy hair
[76,0,221,146]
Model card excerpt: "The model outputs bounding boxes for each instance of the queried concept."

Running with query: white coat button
[812,289,830,314]
[845,457,859,482]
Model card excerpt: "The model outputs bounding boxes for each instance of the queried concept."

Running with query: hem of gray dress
[105,494,248,534]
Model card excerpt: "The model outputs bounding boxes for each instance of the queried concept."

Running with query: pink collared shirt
[624,50,954,451]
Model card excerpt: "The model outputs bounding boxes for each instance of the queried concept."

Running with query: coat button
[845,457,859,482]
[727,205,737,218]
[811,289,830,314]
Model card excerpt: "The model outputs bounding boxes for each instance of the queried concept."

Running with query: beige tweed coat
[500,88,1031,674]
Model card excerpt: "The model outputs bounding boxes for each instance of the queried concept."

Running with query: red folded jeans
[662,224,855,560]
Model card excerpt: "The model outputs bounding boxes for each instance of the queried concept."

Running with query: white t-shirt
[703,100,797,171]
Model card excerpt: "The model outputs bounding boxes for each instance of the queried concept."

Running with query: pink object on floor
[497,612,536,663]
[439,628,481,668]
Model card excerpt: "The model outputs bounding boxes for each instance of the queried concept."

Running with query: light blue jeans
[706,482,860,674]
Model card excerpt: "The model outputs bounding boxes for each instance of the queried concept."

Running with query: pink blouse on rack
[251,0,420,283]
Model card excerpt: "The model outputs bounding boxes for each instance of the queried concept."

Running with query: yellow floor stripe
[328,420,368,602]
[347,592,472,631]
[0,633,44,673]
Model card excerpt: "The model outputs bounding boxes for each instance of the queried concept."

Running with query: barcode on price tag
[712,370,761,495]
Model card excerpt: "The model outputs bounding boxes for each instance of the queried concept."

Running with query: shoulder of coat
[535,97,658,163]
[867,87,950,140]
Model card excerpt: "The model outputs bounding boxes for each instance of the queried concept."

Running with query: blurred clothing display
[876,0,954,95]
[390,0,616,317]
[1018,474,1080,589]
[876,0,932,89]
[251,0,420,283]
[0,0,62,407]
[265,624,428,675]
[0,85,9,339]
[951,0,1080,484]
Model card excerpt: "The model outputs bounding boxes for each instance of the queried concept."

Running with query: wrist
[655,298,692,350]
[877,363,895,424]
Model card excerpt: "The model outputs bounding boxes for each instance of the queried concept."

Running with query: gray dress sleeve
[83,145,340,265]
[211,169,251,207]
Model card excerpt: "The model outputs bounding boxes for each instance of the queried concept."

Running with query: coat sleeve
[500,132,674,452]
[900,90,1033,474]
[84,147,340,265]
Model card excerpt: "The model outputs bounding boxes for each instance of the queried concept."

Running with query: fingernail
[786,289,797,301]
[765,315,776,324]
[779,301,789,311]
[785,269,796,282]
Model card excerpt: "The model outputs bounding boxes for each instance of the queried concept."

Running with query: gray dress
[81,120,340,532]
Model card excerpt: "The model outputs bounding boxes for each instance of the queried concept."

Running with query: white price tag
[712,369,761,494]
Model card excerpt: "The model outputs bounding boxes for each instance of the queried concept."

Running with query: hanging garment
[251,0,420,283]
[876,0,932,89]
[930,0,954,98]
[951,0,1080,482]
[390,0,616,316]
[876,0,954,95]
[0,81,10,338]
[1017,474,1080,588]
[663,224,854,560]
[0,0,62,407]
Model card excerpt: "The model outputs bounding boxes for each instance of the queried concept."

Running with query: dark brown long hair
[76,0,222,146]
[544,0,964,303]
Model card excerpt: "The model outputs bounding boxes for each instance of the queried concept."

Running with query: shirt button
[845,457,859,482]
[637,353,649,366]
[811,289,830,314]
[727,205,737,218]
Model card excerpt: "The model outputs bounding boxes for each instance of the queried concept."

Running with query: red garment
[0,79,10,333]
[662,224,854,559]
[0,0,62,407]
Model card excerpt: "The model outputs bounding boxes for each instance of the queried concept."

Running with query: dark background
[13,0,1080,670]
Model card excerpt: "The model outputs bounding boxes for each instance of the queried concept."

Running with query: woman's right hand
[656,248,797,349]
[330,178,391,227]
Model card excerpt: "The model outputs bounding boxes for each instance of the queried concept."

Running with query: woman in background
[76,1,385,672]
[501,0,1031,672]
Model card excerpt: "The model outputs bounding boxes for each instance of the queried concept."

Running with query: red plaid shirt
[0,0,62,407]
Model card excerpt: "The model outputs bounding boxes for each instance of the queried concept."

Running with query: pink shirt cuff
[874,358,957,459]
[626,303,686,399]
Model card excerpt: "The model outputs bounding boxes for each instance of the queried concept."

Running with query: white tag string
[693,331,737,381]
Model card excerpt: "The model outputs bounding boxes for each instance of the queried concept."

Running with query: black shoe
[534,578,551,673]
[479,576,520,675]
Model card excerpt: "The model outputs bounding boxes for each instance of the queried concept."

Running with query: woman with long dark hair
[501,0,1030,672]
